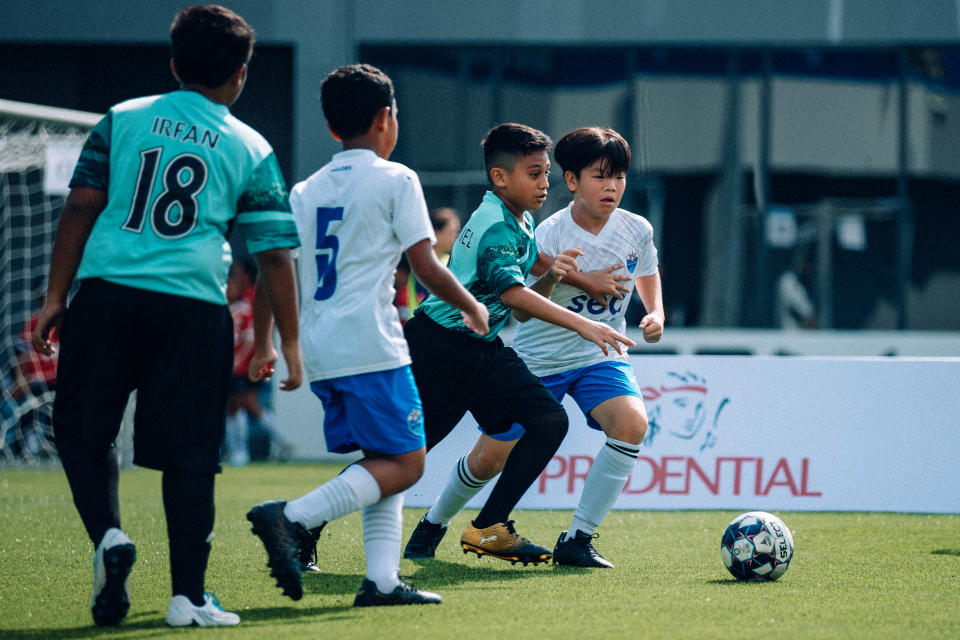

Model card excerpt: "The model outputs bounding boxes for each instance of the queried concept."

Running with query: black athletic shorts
[53,279,233,473]
[403,312,564,450]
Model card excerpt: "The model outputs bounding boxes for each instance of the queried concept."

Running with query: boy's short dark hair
[170,5,255,88]
[554,127,631,179]
[481,123,552,184]
[321,64,395,141]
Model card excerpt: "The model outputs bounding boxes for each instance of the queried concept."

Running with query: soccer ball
[720,511,794,581]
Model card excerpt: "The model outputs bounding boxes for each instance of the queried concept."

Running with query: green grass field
[1,463,958,639]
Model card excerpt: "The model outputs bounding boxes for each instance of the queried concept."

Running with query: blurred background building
[3,0,960,333]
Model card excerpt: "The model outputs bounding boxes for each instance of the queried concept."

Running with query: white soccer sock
[568,437,639,538]
[283,464,381,530]
[425,455,490,527]
[363,492,403,593]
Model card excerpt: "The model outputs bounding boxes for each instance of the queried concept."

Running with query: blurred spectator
[224,257,291,465]
[776,254,817,329]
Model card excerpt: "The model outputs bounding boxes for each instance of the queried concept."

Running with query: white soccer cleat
[91,527,136,626]
[166,592,241,627]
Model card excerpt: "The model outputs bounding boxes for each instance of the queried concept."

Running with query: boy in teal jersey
[32,5,301,628]
[404,123,634,565]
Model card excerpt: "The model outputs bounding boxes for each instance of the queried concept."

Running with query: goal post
[0,99,102,465]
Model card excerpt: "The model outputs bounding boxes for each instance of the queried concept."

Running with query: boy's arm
[513,248,582,322]
[634,270,665,343]
[250,248,303,390]
[531,252,631,310]
[32,187,106,355]
[406,238,489,335]
[500,285,635,355]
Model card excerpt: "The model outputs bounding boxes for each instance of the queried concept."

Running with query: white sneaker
[91,527,136,626]
[166,592,241,627]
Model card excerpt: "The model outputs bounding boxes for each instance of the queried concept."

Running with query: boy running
[405,127,663,569]
[403,123,634,566]
[31,5,301,627]
[246,64,488,606]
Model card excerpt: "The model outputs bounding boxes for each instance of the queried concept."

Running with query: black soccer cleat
[91,528,137,627]
[403,516,448,559]
[246,500,304,600]
[552,530,614,568]
[353,578,442,607]
[297,523,325,573]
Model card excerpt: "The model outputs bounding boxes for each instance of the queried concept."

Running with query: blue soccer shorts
[485,360,643,442]
[310,365,426,455]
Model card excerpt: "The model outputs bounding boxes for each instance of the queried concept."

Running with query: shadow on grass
[931,549,960,556]
[3,604,358,638]
[406,557,560,588]
[705,578,778,586]
[297,556,561,598]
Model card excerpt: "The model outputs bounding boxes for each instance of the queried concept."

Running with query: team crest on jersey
[407,408,423,431]
[625,251,639,273]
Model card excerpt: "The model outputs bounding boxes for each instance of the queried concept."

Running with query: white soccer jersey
[289,148,435,380]
[511,203,658,377]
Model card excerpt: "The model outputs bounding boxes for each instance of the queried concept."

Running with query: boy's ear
[169,59,181,83]
[489,166,507,187]
[564,169,579,193]
[373,105,391,131]
[326,122,342,142]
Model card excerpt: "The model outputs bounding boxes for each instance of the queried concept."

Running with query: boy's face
[566,158,625,220]
[493,151,550,216]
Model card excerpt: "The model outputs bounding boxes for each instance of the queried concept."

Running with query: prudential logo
[641,371,729,453]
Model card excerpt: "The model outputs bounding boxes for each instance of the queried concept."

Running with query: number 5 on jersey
[313,206,344,301]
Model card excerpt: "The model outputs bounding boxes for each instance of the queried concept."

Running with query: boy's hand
[460,301,490,336]
[577,264,632,309]
[576,319,636,356]
[31,300,66,356]
[278,340,304,391]
[547,247,583,283]
[639,311,665,343]
[248,346,279,383]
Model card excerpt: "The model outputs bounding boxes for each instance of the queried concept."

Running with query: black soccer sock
[163,472,215,607]
[474,409,568,529]
[57,438,121,548]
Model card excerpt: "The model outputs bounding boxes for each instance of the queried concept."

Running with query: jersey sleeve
[391,170,435,250]
[69,113,112,191]
[236,152,300,254]
[476,221,527,297]
[635,217,659,277]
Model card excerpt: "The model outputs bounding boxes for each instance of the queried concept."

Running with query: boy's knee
[607,411,648,445]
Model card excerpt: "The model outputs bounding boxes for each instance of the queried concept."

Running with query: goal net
[0,99,100,465]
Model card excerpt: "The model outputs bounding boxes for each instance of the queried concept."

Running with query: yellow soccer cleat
[460,520,552,566]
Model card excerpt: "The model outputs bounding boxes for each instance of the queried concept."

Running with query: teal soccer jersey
[418,191,538,339]
[70,90,299,304]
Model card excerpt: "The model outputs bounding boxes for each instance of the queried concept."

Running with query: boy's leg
[251,368,431,601]
[354,492,441,606]
[162,472,214,605]
[472,408,567,529]
[555,393,647,568]
[53,281,135,548]
[134,287,238,623]
[428,435,514,525]
[460,349,567,564]
[404,436,514,559]
[52,280,138,627]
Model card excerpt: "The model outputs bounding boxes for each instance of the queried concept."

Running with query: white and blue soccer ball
[720,511,794,581]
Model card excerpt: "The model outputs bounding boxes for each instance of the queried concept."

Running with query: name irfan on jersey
[151,117,221,148]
